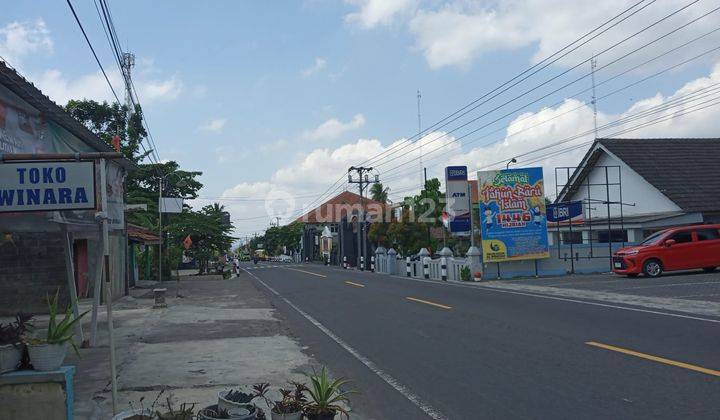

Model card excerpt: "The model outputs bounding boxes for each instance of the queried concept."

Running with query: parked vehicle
[612,224,720,277]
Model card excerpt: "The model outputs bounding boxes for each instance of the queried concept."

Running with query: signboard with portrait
[477,167,549,262]
[444,165,471,235]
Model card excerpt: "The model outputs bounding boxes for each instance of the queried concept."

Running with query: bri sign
[0,161,96,213]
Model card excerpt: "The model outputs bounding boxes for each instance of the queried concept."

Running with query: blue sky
[3,0,720,236]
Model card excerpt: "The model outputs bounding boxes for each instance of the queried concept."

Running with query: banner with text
[0,161,96,213]
[477,167,549,262]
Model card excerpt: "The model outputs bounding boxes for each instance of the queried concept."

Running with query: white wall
[567,147,681,220]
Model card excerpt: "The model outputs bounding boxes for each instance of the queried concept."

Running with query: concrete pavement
[243,261,720,419]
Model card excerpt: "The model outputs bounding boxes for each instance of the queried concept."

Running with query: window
[669,231,693,243]
[640,230,667,245]
[561,231,583,244]
[696,228,720,241]
[597,230,628,243]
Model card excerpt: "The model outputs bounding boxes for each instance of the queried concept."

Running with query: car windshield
[639,230,667,245]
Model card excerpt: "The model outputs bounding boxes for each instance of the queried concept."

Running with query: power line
[373,0,710,176]
[301,0,658,219]
[65,0,122,104]
[381,36,720,184]
[357,0,656,169]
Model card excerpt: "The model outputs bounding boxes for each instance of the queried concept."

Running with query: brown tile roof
[128,224,160,245]
[295,190,389,224]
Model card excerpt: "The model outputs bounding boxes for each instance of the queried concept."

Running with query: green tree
[370,182,389,203]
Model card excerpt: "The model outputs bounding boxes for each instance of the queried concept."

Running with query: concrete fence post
[423,257,430,279]
[387,248,397,275]
[343,255,347,269]
[370,255,375,272]
[406,257,411,277]
[441,257,447,281]
[360,255,365,271]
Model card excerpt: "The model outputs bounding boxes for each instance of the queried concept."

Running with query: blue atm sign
[0,161,96,213]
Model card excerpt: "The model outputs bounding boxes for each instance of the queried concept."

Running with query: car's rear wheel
[643,259,663,277]
[703,266,716,273]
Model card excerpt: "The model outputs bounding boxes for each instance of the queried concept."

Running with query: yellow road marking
[286,268,327,278]
[345,281,365,288]
[586,341,720,377]
[406,297,452,310]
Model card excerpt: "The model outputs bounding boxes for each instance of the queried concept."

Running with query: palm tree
[370,182,389,203]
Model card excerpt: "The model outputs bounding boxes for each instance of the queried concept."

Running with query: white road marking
[243,268,447,420]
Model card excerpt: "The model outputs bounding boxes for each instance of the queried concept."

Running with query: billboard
[0,161,96,213]
[444,166,471,234]
[547,201,584,224]
[477,167,549,262]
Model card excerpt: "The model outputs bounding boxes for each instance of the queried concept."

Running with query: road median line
[406,297,452,310]
[345,281,365,288]
[586,341,720,377]
[285,267,327,278]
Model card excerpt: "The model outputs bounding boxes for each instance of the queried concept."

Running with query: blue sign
[547,201,584,223]
[477,167,549,262]
[445,166,468,181]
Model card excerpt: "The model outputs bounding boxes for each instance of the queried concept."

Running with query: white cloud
[345,0,416,28]
[302,114,366,141]
[301,57,327,77]
[344,0,719,70]
[199,118,227,133]
[139,75,182,101]
[0,19,53,68]
[218,59,720,233]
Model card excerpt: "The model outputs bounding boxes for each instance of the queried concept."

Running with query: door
[694,227,720,267]
[661,230,696,271]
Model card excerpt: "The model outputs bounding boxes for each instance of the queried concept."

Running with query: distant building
[555,138,720,244]
[295,190,389,266]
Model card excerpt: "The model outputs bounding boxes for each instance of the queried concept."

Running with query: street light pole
[158,177,163,283]
[506,158,517,170]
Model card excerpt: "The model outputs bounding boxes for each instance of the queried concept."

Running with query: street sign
[183,235,193,250]
[547,201,584,224]
[444,165,471,235]
[0,161,96,213]
[159,197,183,213]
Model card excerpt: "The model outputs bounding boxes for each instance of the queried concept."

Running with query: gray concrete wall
[0,232,69,315]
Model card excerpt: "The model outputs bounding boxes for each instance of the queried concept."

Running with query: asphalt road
[240,262,720,420]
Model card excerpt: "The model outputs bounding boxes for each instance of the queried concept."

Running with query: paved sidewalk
[69,275,335,419]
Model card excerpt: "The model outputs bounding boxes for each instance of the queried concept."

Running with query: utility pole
[590,56,598,139]
[417,89,423,189]
[348,166,377,270]
[121,52,135,118]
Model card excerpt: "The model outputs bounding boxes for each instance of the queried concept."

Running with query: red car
[613,224,720,277]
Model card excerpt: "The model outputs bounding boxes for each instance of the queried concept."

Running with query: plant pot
[0,343,23,374]
[305,409,337,420]
[27,342,67,371]
[197,404,253,420]
[112,408,154,420]
[218,390,257,418]
[271,410,303,420]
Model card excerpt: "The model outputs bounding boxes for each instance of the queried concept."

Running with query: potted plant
[0,313,33,374]
[156,396,195,420]
[303,367,353,420]
[253,382,307,420]
[114,393,165,420]
[459,266,471,282]
[217,387,259,419]
[26,290,88,371]
[197,405,254,420]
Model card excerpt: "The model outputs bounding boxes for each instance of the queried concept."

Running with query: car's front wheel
[643,259,663,277]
